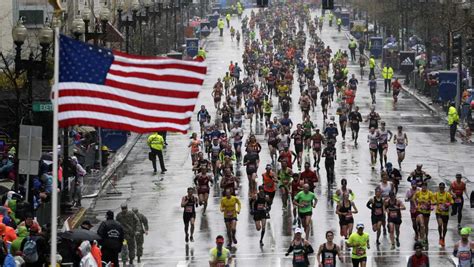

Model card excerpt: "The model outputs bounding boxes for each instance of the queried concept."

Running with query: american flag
[58,35,207,133]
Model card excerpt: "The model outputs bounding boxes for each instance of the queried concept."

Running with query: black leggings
[451,198,464,224]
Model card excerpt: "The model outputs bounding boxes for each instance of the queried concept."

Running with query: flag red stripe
[59,90,195,112]
[112,59,207,74]
[107,69,204,85]
[59,104,191,124]
[59,118,188,134]
[104,80,200,98]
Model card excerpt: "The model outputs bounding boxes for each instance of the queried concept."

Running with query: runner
[413,182,434,247]
[346,223,370,267]
[262,95,273,127]
[189,133,202,168]
[379,171,394,199]
[433,182,453,247]
[243,151,259,202]
[449,173,469,229]
[322,140,337,184]
[316,231,343,267]
[453,227,474,267]
[279,145,297,170]
[181,187,199,243]
[407,242,430,267]
[311,129,325,169]
[285,227,315,267]
[194,168,213,214]
[278,160,293,210]
[291,173,305,225]
[377,121,392,170]
[291,124,305,170]
[348,106,363,145]
[293,184,318,238]
[209,235,232,267]
[408,164,431,188]
[262,164,278,212]
[252,185,269,247]
[300,162,319,193]
[197,105,210,137]
[367,127,379,170]
[385,162,402,194]
[333,178,355,203]
[365,106,380,129]
[302,117,315,152]
[366,187,385,245]
[212,78,224,110]
[368,75,377,104]
[265,122,280,165]
[220,167,239,196]
[230,123,244,162]
[405,180,421,241]
[220,188,241,248]
[393,126,408,170]
[336,192,358,239]
[384,191,406,249]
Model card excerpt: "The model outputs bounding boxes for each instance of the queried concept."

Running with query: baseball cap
[456,173,462,178]
[121,203,128,209]
[294,227,303,234]
[414,241,423,249]
[356,223,364,229]
[266,164,272,169]
[460,227,472,236]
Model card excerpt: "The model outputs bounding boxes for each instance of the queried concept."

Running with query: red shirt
[408,254,429,267]
[300,169,319,190]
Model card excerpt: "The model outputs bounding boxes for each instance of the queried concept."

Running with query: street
[85,9,473,267]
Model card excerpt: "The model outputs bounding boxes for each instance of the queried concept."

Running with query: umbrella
[59,229,101,241]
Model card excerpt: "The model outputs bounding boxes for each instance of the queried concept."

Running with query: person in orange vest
[91,240,103,267]
[0,223,17,243]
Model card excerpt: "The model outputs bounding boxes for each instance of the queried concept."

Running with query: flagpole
[50,22,60,267]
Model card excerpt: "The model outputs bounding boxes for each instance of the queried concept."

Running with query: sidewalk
[62,132,141,229]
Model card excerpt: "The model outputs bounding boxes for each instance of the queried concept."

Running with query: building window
[19,10,44,28]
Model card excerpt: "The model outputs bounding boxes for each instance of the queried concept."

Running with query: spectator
[90,241,102,267]
[70,156,86,207]
[80,220,93,230]
[97,210,124,267]
[0,154,14,180]
[407,242,429,267]
[20,224,48,267]
[18,214,42,233]
[11,226,28,256]
[78,241,98,267]
[0,223,17,243]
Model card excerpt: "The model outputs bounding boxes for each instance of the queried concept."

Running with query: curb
[68,133,142,229]
[344,32,441,117]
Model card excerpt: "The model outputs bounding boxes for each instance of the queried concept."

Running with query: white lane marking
[276,256,281,267]
[176,260,189,267]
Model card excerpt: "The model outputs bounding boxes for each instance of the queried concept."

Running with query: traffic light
[452,34,463,57]
[466,38,474,60]
[322,0,334,9]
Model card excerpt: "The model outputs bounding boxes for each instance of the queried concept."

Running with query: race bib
[294,254,305,263]
[420,203,430,211]
[345,212,353,219]
[257,203,266,211]
[356,247,366,256]
[440,204,449,212]
[185,206,193,213]
[375,208,383,215]
[458,251,470,261]
[201,185,208,190]
[389,211,398,218]
[226,210,234,217]
[323,257,334,266]
[216,261,226,267]
[369,143,378,149]
[455,197,462,204]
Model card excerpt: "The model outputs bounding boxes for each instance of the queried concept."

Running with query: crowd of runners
[179,3,473,267]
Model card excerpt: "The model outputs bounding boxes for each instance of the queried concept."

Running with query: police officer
[147,132,167,174]
[132,207,149,263]
[116,203,139,265]
[218,18,225,36]
[348,39,358,62]
[382,64,394,92]
[97,210,124,267]
[448,101,459,142]
[226,13,231,28]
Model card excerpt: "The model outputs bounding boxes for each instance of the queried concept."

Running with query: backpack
[3,243,15,267]
[23,237,38,263]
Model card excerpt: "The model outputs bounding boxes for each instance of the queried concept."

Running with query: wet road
[86,9,473,267]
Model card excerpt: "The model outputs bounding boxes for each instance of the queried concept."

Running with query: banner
[186,38,199,58]
[399,51,416,74]
[438,71,458,102]
[100,129,128,151]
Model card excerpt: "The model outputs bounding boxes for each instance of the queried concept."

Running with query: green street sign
[32,101,53,112]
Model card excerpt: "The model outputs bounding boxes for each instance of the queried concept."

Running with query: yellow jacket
[369,58,375,69]
[226,14,231,21]
[448,106,459,125]
[218,19,225,29]
[147,133,164,150]
[382,67,393,79]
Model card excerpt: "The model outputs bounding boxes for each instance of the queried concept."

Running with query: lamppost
[117,1,138,53]
[148,0,164,55]
[81,3,110,45]
[71,16,86,40]
[12,19,54,120]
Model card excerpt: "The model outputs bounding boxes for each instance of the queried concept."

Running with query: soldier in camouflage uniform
[132,207,149,263]
[116,203,139,265]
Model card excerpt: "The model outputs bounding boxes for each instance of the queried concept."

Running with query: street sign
[399,51,416,74]
[32,101,53,112]
[18,125,42,161]
[18,160,39,176]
